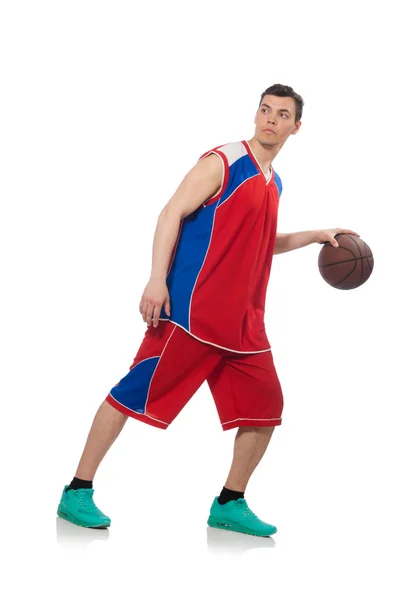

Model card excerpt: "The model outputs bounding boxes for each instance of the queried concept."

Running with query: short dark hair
[259,84,304,123]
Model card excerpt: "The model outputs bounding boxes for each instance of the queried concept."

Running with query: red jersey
[159,140,282,353]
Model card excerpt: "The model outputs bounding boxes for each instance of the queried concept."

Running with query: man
[57,83,359,536]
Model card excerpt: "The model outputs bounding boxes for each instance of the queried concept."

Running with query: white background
[1,0,396,598]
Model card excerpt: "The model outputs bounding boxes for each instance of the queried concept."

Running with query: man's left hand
[315,228,360,248]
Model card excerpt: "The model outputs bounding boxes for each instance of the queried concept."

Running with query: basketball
[318,234,374,289]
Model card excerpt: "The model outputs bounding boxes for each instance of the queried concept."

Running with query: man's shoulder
[209,141,247,165]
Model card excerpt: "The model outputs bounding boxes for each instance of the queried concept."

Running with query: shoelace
[75,489,95,510]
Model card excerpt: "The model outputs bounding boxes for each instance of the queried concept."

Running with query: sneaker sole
[57,505,110,529]
[207,516,276,537]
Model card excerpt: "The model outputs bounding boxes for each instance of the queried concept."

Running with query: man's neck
[247,137,282,173]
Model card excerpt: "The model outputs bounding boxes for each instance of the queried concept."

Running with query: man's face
[254,94,301,145]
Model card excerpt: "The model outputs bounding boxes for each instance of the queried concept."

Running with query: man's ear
[291,121,302,135]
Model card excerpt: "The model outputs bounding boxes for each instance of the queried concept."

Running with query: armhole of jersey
[198,150,230,208]
[274,171,282,198]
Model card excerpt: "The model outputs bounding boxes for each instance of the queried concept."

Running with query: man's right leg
[57,400,128,528]
[74,399,128,481]
[58,320,222,528]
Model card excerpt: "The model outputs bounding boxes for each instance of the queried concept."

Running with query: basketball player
[57,84,359,536]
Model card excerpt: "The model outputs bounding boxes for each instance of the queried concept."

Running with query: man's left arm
[273,228,361,255]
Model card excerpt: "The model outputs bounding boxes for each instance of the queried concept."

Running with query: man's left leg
[223,425,275,492]
[207,426,278,536]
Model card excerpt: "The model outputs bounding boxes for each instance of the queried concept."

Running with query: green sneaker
[207,497,277,537]
[57,485,111,528]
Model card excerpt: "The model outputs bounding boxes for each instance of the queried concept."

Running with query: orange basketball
[318,234,374,289]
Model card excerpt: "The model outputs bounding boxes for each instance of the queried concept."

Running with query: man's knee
[238,425,275,434]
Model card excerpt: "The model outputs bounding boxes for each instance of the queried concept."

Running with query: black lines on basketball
[345,234,364,286]
[320,256,373,268]
[334,257,357,288]
[363,241,374,274]
[317,234,374,289]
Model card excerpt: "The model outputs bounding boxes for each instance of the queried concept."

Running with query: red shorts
[106,321,283,431]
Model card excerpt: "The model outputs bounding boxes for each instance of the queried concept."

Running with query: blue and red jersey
[159,140,282,353]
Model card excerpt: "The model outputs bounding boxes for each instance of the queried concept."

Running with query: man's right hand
[139,277,171,328]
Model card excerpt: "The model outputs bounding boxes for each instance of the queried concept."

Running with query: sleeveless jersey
[158,140,282,353]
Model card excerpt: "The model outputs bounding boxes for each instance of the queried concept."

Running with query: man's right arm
[139,153,223,326]
[150,153,223,281]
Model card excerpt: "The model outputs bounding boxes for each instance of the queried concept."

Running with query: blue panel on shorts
[109,356,160,414]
